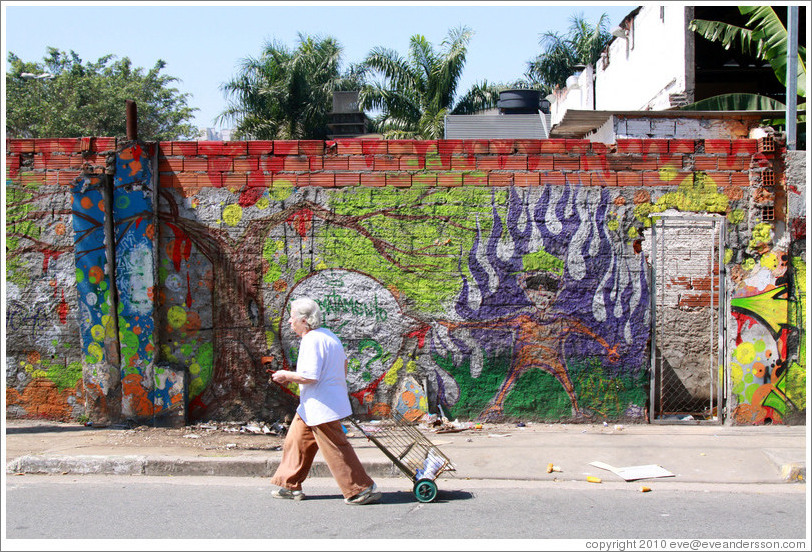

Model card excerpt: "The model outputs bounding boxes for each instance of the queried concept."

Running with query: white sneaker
[345,483,381,505]
[272,488,305,501]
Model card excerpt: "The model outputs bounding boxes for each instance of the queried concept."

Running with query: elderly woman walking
[269,297,381,505]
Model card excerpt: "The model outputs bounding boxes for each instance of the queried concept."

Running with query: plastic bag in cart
[415,449,444,480]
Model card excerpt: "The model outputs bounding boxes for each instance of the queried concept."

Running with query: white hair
[290,297,322,329]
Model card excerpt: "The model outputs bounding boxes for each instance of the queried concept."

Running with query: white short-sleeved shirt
[295,327,351,426]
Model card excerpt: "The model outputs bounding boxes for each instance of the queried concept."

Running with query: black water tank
[498,89,541,114]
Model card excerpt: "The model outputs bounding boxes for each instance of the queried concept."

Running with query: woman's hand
[272,370,293,384]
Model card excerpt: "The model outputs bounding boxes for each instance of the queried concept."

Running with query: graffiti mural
[155,179,650,422]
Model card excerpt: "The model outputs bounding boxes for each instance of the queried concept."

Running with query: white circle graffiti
[282,269,409,390]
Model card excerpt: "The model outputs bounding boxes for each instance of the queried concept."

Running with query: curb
[7,455,400,479]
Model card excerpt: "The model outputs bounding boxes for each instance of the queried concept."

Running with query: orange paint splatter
[80,196,93,210]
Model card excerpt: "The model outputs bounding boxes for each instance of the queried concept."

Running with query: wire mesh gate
[648,215,726,424]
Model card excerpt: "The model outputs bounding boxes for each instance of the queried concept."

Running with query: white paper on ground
[589,461,675,481]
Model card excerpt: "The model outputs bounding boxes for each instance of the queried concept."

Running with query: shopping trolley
[348,411,455,502]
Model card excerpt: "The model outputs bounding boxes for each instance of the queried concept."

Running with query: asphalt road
[3,475,807,544]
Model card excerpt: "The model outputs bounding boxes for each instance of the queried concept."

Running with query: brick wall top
[7,137,763,190]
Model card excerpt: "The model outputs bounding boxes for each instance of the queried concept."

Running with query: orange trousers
[270,413,374,499]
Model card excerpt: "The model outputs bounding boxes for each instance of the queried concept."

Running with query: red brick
[669,139,695,153]
[553,155,580,171]
[348,155,374,170]
[8,139,35,153]
[514,140,542,154]
[360,173,385,187]
[246,172,271,187]
[616,139,644,154]
[438,172,463,187]
[642,171,664,187]
[500,155,527,170]
[298,140,323,156]
[477,155,501,170]
[565,139,591,154]
[283,156,309,171]
[335,140,363,155]
[489,139,515,154]
[717,156,751,171]
[539,171,566,186]
[272,173,298,187]
[704,139,731,154]
[463,140,490,154]
[204,173,224,187]
[514,172,540,187]
[702,172,731,187]
[261,156,284,173]
[387,140,417,154]
[371,155,398,171]
[208,156,233,172]
[171,141,198,156]
[183,158,207,172]
[247,141,274,155]
[581,156,609,172]
[33,139,59,153]
[438,140,464,155]
[309,156,324,171]
[450,154,475,171]
[400,155,426,170]
[19,172,46,186]
[656,154,684,169]
[198,141,243,156]
[361,140,388,155]
[425,154,451,171]
[540,139,567,154]
[412,173,437,186]
[694,155,718,171]
[730,173,752,186]
[159,173,178,188]
[488,172,513,186]
[590,142,610,155]
[629,156,660,170]
[527,154,554,171]
[94,137,117,152]
[590,172,617,186]
[223,174,247,188]
[639,139,669,155]
[234,157,259,172]
[310,173,335,187]
[273,140,299,156]
[386,173,411,187]
[323,156,349,171]
[731,139,758,156]
[617,172,642,186]
[56,138,82,153]
[159,157,183,172]
[414,140,438,155]
[335,173,361,187]
[6,154,20,170]
[463,172,488,186]
[46,170,81,186]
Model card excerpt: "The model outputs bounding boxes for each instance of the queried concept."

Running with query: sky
[3,1,639,131]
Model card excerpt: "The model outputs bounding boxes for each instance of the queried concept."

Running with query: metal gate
[648,214,726,424]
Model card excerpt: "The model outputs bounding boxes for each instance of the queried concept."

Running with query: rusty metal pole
[126,100,138,140]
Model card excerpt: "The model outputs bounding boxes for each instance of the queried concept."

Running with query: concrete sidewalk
[4,419,807,485]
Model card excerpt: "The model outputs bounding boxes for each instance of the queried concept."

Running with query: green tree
[6,48,198,140]
[358,26,500,139]
[526,13,612,93]
[690,6,806,101]
[218,34,361,140]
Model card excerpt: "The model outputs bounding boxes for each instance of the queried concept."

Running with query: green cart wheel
[413,478,438,502]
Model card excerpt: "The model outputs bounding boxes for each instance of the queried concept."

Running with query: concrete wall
[595,5,689,110]
[5,136,805,426]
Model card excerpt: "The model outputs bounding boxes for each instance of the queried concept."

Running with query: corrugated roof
[445,114,551,139]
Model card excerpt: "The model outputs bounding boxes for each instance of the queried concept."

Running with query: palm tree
[690,6,806,103]
[218,34,361,140]
[526,13,611,92]
[358,26,500,139]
